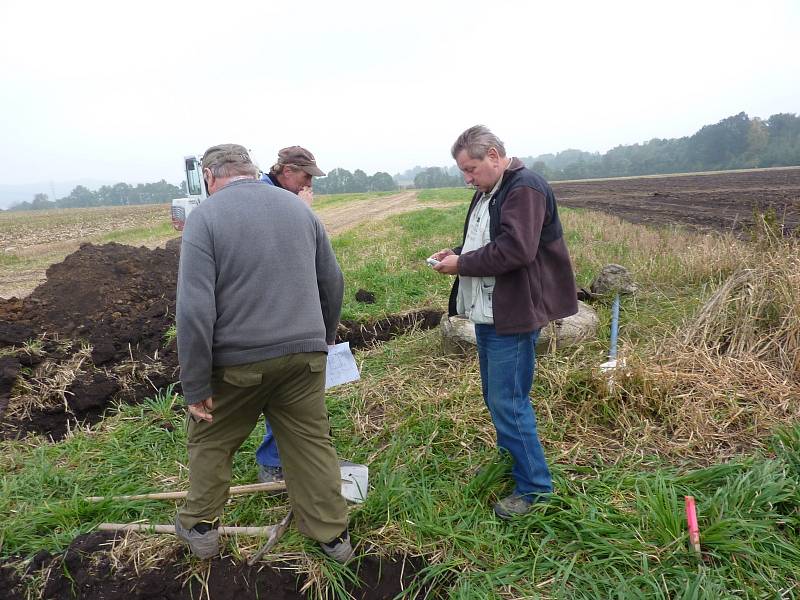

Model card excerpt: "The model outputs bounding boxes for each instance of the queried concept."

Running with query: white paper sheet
[325,342,360,389]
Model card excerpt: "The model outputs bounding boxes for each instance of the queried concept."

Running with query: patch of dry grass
[547,222,800,463]
[7,339,90,421]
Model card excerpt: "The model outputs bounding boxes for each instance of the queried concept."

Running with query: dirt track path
[0,191,448,299]
[316,190,445,234]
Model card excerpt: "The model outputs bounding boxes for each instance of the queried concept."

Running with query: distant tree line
[411,167,463,189]
[9,180,184,211]
[311,168,397,194]
[523,112,800,181]
[402,111,800,188]
[8,112,799,209]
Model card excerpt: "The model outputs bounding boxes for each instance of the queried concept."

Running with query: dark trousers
[177,352,348,543]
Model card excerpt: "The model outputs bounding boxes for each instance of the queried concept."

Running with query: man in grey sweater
[174,144,353,562]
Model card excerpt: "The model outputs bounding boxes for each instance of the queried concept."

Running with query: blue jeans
[474,324,552,498]
[255,419,281,467]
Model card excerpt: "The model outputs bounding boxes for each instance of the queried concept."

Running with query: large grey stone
[440,301,599,356]
[536,301,599,354]
[440,314,476,356]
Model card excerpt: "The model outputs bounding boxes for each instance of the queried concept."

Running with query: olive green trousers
[177,352,348,543]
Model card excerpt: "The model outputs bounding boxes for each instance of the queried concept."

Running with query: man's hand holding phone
[428,249,459,275]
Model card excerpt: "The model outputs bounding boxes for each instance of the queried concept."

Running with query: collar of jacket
[483,157,524,205]
[265,173,285,189]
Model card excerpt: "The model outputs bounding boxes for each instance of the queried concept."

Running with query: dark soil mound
[1,532,431,600]
[0,242,442,440]
[1,241,179,361]
[0,242,181,440]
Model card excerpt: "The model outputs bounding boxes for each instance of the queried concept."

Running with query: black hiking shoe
[493,494,534,519]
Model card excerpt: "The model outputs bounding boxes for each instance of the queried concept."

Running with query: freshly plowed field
[552,166,800,234]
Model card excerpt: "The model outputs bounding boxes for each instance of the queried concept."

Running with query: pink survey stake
[685,495,701,554]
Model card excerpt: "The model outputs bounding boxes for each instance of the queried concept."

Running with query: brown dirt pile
[0,241,441,440]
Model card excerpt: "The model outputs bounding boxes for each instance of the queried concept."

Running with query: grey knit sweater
[176,179,343,404]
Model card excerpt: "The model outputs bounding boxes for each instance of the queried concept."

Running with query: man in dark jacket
[255,145,326,485]
[260,145,324,206]
[431,125,578,518]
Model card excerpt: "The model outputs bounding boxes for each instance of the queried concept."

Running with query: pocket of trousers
[222,367,263,387]
[308,354,326,373]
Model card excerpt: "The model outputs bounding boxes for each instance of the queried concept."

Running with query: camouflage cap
[277,146,325,177]
[201,144,253,171]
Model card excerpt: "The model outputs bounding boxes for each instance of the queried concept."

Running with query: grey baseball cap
[277,146,325,177]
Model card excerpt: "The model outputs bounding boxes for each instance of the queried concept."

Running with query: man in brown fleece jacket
[431,125,577,518]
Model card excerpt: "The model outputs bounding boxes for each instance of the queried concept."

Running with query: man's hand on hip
[188,397,214,423]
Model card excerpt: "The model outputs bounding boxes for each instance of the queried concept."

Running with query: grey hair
[451,125,506,160]
[202,144,260,179]
[208,161,259,179]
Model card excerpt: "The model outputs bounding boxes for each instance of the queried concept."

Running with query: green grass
[2,200,799,598]
[334,205,468,321]
[2,336,798,598]
[416,187,473,202]
[0,250,21,266]
[98,221,178,245]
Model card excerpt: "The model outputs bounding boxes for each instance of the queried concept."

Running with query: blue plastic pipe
[609,293,620,361]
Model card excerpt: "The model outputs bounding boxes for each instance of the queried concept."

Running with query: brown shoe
[493,494,533,519]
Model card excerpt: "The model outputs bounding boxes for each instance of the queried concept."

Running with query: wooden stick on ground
[85,481,286,503]
[247,510,294,566]
[97,523,277,535]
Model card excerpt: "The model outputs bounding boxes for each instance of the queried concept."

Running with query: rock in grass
[590,264,637,296]
[536,301,599,354]
[440,301,599,356]
[440,315,476,356]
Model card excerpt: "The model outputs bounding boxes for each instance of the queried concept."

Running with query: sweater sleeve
[314,219,344,344]
[458,186,546,277]
[176,217,217,405]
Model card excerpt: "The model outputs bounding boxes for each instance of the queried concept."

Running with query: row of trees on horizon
[7,111,799,211]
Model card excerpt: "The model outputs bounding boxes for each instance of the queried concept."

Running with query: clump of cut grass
[163,324,176,347]
[8,340,91,421]
[584,235,800,460]
[681,243,799,375]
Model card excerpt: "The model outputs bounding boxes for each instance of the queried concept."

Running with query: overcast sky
[1,0,798,189]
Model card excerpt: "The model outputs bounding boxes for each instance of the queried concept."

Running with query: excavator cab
[170,156,208,231]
